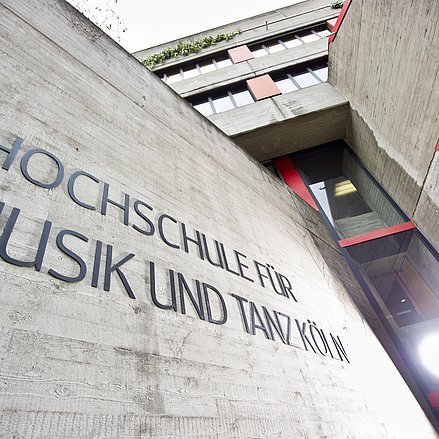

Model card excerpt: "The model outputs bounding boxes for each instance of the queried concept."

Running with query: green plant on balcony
[142,31,240,68]
[330,0,344,8]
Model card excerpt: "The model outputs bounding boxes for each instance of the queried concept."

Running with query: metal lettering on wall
[0,137,350,363]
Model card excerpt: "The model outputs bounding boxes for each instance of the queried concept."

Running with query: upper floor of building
[132,0,344,162]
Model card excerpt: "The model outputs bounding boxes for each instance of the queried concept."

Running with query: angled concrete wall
[329,0,439,251]
[0,1,437,438]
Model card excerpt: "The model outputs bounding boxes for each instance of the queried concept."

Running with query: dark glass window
[347,231,439,328]
[293,145,406,239]
[278,142,439,422]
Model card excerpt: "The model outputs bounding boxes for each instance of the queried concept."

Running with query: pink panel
[228,45,254,64]
[246,75,281,101]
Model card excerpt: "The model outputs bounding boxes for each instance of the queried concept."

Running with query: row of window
[159,24,330,85]
[191,62,328,117]
[249,25,329,57]
[162,54,233,85]
[274,63,328,93]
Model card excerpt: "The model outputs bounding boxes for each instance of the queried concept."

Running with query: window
[314,66,328,82]
[190,59,327,114]
[182,66,200,79]
[191,87,255,116]
[214,54,233,69]
[296,31,320,44]
[312,24,331,38]
[166,68,183,84]
[248,22,329,60]
[212,93,235,113]
[193,100,214,117]
[293,70,320,88]
[281,35,303,49]
[272,59,328,94]
[274,76,299,94]
[316,29,330,38]
[347,231,439,328]
[199,60,216,74]
[157,53,232,84]
[271,142,439,419]
[293,144,406,239]
[265,41,285,54]
[251,46,269,58]
[232,89,254,107]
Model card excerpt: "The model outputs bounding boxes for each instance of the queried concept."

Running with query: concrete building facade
[134,0,439,432]
[0,0,438,438]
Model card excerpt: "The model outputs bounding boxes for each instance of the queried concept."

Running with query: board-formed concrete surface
[0,0,438,438]
[329,0,439,251]
[211,83,349,161]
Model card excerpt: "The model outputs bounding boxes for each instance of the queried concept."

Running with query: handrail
[238,4,334,34]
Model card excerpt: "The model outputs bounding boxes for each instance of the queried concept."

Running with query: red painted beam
[273,156,319,211]
[338,221,416,248]
[435,140,439,151]
[427,390,439,408]
[328,0,353,46]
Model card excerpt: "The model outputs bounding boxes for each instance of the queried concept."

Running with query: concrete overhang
[208,82,349,161]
